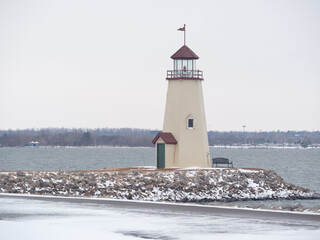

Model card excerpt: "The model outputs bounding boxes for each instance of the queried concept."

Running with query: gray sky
[1,0,319,131]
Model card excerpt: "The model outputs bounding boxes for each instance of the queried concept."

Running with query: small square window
[187,115,195,129]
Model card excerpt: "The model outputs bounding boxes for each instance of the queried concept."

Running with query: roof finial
[177,24,186,45]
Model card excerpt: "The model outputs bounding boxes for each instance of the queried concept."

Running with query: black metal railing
[166,70,203,80]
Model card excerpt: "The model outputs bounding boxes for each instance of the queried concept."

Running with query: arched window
[187,114,195,129]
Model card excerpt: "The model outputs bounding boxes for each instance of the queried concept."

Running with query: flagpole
[184,24,186,45]
[178,24,186,45]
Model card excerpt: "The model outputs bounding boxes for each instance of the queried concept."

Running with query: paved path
[1,193,319,222]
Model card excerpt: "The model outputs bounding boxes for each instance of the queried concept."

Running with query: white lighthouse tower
[153,25,211,168]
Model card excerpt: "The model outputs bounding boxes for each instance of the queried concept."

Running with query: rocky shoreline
[0,168,319,211]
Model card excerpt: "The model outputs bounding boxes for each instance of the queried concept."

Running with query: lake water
[0,147,319,208]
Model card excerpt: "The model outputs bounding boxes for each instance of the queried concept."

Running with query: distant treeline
[208,131,320,148]
[0,128,158,147]
[0,128,319,148]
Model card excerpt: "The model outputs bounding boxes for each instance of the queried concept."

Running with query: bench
[212,157,233,168]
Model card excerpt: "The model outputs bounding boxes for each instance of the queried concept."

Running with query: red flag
[177,25,185,31]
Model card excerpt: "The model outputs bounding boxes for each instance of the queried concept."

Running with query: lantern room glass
[174,59,196,71]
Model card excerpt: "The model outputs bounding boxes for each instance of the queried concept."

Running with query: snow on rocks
[0,168,319,203]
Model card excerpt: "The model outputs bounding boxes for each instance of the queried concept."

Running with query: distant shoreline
[1,128,319,148]
[211,144,320,149]
[1,145,319,149]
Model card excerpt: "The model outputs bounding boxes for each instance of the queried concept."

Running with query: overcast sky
[1,0,319,131]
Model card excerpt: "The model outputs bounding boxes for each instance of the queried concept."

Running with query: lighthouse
[152,25,211,168]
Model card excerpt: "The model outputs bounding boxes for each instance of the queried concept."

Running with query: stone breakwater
[0,168,319,203]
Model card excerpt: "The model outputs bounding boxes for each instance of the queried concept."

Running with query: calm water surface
[0,147,154,171]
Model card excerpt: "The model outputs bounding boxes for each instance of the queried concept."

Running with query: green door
[157,143,165,169]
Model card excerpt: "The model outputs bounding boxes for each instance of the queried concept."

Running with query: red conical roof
[171,45,199,59]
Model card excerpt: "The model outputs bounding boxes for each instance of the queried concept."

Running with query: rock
[310,206,320,213]
[291,203,304,211]
[70,184,79,190]
[16,171,25,177]
[88,181,97,187]
[251,204,264,209]
[40,181,50,188]
[287,185,294,190]
[280,204,304,211]
[1,168,319,203]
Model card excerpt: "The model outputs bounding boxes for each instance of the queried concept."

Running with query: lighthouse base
[159,79,211,168]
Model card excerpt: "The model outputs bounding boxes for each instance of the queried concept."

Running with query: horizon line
[0,127,319,133]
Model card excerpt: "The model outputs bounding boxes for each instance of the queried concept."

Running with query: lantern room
[166,45,203,80]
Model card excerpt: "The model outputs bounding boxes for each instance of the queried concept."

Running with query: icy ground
[0,196,320,240]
